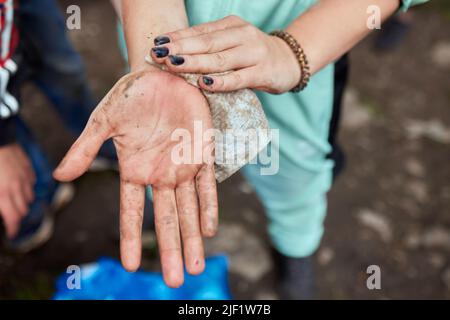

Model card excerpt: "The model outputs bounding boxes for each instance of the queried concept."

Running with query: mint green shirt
[183,0,428,172]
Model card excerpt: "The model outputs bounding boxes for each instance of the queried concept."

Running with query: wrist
[272,36,302,92]
[270,30,311,92]
[0,142,18,153]
[130,59,161,73]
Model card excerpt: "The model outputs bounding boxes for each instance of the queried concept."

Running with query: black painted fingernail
[154,36,170,46]
[151,46,169,58]
[169,55,185,66]
[203,76,214,86]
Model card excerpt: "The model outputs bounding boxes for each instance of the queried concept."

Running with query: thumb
[53,112,111,182]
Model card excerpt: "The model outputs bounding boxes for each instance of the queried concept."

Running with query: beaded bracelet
[269,30,311,92]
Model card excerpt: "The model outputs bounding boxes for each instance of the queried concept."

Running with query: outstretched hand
[54,68,218,288]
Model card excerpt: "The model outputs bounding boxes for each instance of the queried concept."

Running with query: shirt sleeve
[400,0,429,12]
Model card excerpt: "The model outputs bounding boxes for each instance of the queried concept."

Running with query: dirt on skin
[0,0,449,299]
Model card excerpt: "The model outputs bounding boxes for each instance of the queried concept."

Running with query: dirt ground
[0,1,449,299]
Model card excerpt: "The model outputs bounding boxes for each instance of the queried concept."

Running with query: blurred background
[0,0,449,299]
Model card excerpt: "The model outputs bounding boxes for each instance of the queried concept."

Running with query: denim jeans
[12,0,106,237]
[18,0,98,136]
[13,118,56,239]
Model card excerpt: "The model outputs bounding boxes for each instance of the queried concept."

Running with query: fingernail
[154,36,170,46]
[151,46,169,58]
[203,76,214,86]
[169,55,185,66]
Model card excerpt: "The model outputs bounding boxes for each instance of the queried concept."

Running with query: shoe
[272,249,315,300]
[5,183,75,253]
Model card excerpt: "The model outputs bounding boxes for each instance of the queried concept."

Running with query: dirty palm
[53,69,218,288]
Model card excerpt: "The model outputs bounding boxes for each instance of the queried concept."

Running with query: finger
[23,181,35,204]
[0,197,21,238]
[196,165,218,237]
[175,181,205,275]
[14,152,35,203]
[26,164,36,186]
[12,184,28,218]
[164,47,256,74]
[119,180,145,272]
[153,187,184,288]
[161,15,246,42]
[198,67,258,92]
[53,111,110,182]
[16,151,36,185]
[150,29,242,66]
[154,27,246,60]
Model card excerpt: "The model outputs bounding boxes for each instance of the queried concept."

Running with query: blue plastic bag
[53,255,232,300]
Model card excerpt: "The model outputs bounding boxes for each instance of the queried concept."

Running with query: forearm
[287,0,400,74]
[119,0,189,71]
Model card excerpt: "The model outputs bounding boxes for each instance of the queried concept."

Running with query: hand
[0,144,36,238]
[150,15,301,94]
[53,68,218,288]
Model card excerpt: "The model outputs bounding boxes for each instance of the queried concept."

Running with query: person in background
[0,0,116,252]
